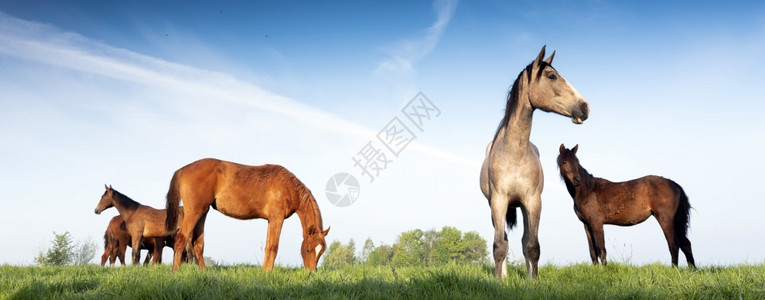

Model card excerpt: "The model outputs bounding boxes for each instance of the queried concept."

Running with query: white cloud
[374,0,459,77]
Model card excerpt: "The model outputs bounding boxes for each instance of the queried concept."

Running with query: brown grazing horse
[95,185,184,265]
[165,158,329,272]
[557,144,695,267]
[100,215,176,266]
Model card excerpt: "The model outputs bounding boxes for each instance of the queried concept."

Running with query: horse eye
[548,74,557,80]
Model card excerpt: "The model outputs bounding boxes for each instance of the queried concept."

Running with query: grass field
[1,263,764,299]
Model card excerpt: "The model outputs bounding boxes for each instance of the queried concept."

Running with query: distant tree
[72,236,98,265]
[204,256,218,267]
[36,232,102,266]
[422,229,439,266]
[430,226,464,264]
[322,239,356,269]
[361,238,374,263]
[392,229,424,267]
[36,231,75,266]
[462,231,489,265]
[367,244,393,266]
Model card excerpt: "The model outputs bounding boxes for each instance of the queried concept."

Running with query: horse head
[94,184,115,214]
[557,144,583,186]
[300,226,330,270]
[526,45,589,124]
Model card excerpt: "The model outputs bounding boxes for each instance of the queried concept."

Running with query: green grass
[1,263,764,299]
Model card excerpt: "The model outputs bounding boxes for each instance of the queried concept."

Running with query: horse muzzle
[571,101,589,124]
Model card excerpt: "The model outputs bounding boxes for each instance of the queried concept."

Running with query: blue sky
[1,1,764,267]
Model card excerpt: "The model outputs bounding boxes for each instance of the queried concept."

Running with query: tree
[430,226,464,265]
[321,239,356,269]
[392,229,424,267]
[72,236,98,265]
[462,231,489,265]
[37,231,75,266]
[366,244,393,266]
[422,229,439,266]
[36,232,100,266]
[361,238,374,264]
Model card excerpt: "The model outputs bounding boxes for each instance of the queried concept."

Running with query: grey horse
[480,46,589,278]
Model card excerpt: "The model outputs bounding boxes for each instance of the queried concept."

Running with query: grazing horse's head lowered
[301,227,330,270]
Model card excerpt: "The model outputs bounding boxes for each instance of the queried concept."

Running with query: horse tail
[507,207,517,230]
[165,169,182,232]
[673,182,692,245]
[103,231,109,250]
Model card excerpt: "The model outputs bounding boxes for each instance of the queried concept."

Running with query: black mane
[490,60,552,145]
[112,189,141,211]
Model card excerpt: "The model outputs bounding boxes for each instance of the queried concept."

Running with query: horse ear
[321,227,330,237]
[534,45,546,66]
[105,184,108,190]
[545,50,555,65]
[559,144,566,154]
[109,184,113,190]
[572,144,579,154]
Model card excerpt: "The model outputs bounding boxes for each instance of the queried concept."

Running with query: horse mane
[111,189,141,211]
[285,170,324,235]
[491,61,552,145]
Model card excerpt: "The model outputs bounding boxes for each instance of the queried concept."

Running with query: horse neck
[295,190,324,238]
[573,165,595,197]
[111,191,141,220]
[497,70,535,152]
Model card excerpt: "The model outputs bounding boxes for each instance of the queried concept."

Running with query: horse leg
[117,240,127,266]
[656,215,679,266]
[144,249,152,265]
[263,217,285,271]
[583,223,598,265]
[173,207,206,272]
[591,223,607,265]
[520,204,541,279]
[490,197,509,279]
[131,235,142,265]
[152,238,163,264]
[190,211,209,269]
[101,246,110,267]
[155,238,164,264]
[679,237,695,268]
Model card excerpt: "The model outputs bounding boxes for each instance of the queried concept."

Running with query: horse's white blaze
[315,244,323,254]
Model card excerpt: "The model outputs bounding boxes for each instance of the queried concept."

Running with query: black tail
[673,183,691,244]
[103,231,108,250]
[507,207,517,230]
[165,170,182,232]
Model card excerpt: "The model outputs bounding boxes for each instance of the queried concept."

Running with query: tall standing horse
[94,185,184,265]
[556,144,695,267]
[480,46,589,279]
[165,158,330,272]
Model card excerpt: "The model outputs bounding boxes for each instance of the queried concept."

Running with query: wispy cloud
[374,0,459,77]
[0,10,474,168]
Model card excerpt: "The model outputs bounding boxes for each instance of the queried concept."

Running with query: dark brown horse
[100,215,169,266]
[95,185,184,265]
[557,144,695,267]
[165,158,329,272]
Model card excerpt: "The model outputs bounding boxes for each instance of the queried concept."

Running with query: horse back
[182,158,302,220]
